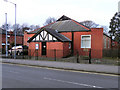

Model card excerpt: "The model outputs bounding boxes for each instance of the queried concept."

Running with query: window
[69,42,71,49]
[104,37,106,48]
[81,35,91,48]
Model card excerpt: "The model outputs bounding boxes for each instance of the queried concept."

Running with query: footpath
[1,58,120,75]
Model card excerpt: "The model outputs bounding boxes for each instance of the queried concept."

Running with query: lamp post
[4,0,17,59]
[5,13,8,57]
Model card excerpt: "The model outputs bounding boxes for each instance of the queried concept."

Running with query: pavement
[1,58,120,75]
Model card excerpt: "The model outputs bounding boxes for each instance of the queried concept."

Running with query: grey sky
[0,0,119,27]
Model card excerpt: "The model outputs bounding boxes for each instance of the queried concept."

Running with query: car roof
[12,46,22,49]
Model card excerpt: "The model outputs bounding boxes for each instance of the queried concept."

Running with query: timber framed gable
[28,28,71,42]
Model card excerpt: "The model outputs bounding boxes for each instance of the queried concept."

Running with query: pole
[76,51,79,63]
[4,0,17,59]
[5,13,8,57]
[89,49,91,64]
[14,4,16,59]
[54,49,56,61]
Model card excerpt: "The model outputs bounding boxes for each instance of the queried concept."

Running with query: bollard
[22,48,24,59]
[54,49,56,61]
[11,49,12,58]
[76,51,79,63]
[36,50,38,60]
[29,49,31,59]
[89,49,91,64]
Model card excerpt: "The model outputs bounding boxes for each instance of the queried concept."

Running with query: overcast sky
[0,0,119,28]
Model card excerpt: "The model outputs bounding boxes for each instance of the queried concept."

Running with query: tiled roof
[45,20,90,32]
[28,15,90,34]
[27,28,71,42]
[46,28,71,42]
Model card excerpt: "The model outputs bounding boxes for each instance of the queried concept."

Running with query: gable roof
[28,22,56,34]
[27,28,71,42]
[57,15,71,21]
[28,15,90,34]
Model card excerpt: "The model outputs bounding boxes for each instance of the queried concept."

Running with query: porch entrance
[42,42,46,55]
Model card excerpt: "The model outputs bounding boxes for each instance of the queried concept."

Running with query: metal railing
[2,48,120,65]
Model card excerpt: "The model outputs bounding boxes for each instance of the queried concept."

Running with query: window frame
[81,35,91,48]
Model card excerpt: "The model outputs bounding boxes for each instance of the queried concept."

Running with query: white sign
[35,44,39,50]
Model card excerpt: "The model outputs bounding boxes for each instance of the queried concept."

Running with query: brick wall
[24,31,35,46]
[28,42,70,58]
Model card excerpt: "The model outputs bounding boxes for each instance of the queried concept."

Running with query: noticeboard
[35,44,39,50]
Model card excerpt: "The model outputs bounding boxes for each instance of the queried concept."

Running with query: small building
[25,15,119,58]
[27,28,71,58]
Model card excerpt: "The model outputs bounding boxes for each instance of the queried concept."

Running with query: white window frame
[81,35,91,48]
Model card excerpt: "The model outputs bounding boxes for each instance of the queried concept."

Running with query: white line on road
[44,77,103,88]
[7,70,20,74]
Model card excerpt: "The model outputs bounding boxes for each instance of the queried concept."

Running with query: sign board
[35,44,39,50]
[83,48,88,51]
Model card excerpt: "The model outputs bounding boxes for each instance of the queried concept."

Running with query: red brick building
[27,28,71,58]
[25,15,119,58]
[103,33,119,49]
[0,28,23,53]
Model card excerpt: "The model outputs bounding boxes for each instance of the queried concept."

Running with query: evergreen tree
[109,12,120,43]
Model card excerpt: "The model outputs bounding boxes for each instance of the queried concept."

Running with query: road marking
[6,70,20,74]
[2,62,119,77]
[44,77,103,88]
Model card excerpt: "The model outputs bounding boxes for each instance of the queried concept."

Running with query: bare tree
[21,23,28,29]
[80,20,108,34]
[100,25,108,34]
[29,24,40,31]
[44,17,56,26]
[12,24,22,35]
[30,25,36,30]
[80,20,99,28]
[1,23,11,30]
[12,24,21,30]
[35,25,40,29]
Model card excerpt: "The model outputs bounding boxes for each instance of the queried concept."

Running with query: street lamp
[5,13,8,57]
[4,0,17,59]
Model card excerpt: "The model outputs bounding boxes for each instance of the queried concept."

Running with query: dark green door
[42,42,46,55]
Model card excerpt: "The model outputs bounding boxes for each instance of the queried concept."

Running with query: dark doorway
[42,42,46,55]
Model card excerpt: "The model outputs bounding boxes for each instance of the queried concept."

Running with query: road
[2,63,119,88]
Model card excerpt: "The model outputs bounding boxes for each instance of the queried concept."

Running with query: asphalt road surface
[2,63,119,88]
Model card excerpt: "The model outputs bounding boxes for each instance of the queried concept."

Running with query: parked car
[8,45,28,55]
